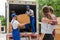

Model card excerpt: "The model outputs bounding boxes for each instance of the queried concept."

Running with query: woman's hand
[42,17,49,23]
[42,17,52,24]
[40,33,45,40]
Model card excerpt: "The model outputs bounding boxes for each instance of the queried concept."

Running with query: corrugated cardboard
[9,14,30,33]
[17,14,30,24]
[9,22,12,33]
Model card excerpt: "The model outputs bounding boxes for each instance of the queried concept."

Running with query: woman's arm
[48,13,57,25]
[47,19,53,24]
[42,17,57,25]
[40,33,45,40]
[47,17,57,25]
[41,17,51,23]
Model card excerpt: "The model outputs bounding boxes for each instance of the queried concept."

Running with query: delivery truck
[6,0,40,40]
[6,0,39,34]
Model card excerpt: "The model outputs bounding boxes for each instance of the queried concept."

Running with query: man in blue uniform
[25,5,35,33]
[11,14,26,40]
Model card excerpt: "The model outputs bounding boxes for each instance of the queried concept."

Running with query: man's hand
[18,23,24,27]
[18,23,28,27]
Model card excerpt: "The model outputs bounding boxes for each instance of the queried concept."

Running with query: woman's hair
[42,6,49,14]
[49,6,54,13]
[42,5,53,19]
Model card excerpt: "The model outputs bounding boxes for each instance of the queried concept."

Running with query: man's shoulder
[30,9,33,11]
[30,9,34,13]
[11,20,18,24]
[14,20,18,23]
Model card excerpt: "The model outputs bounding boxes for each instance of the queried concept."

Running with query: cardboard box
[9,22,12,33]
[17,14,30,24]
[9,14,30,33]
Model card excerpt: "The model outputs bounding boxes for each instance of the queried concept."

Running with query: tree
[0,15,6,26]
[38,0,60,21]
[37,0,60,33]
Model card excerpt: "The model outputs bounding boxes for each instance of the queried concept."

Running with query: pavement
[0,33,38,40]
[0,33,6,40]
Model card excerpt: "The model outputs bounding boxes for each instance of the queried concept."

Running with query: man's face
[13,16,17,20]
[26,8,30,11]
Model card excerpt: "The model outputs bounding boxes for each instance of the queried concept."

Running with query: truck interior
[9,4,36,32]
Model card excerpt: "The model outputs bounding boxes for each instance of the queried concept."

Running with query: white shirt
[26,9,34,17]
[11,19,19,29]
[41,22,55,34]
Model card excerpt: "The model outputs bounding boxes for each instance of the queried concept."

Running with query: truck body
[6,0,39,33]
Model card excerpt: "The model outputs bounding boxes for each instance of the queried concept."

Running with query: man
[11,14,26,40]
[25,5,35,33]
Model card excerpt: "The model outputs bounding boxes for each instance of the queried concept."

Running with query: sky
[0,0,6,17]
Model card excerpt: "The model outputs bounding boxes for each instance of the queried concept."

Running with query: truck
[6,0,39,33]
[6,0,39,40]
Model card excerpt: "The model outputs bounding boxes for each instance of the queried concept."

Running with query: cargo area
[9,4,36,21]
[9,4,36,32]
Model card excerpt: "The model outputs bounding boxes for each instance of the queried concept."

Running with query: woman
[11,14,26,40]
[40,6,57,40]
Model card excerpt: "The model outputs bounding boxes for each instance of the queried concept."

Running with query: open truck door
[6,0,39,34]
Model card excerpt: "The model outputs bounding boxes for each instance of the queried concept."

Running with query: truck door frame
[6,0,40,34]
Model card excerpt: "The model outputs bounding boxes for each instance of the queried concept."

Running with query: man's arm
[25,11,30,16]
[30,10,34,16]
[18,23,26,27]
